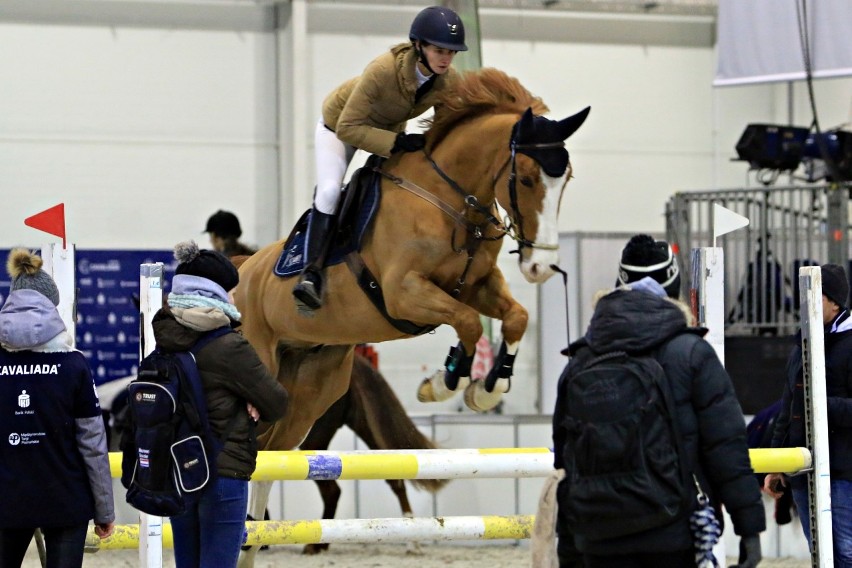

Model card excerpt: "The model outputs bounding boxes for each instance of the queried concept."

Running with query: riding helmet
[409,6,468,52]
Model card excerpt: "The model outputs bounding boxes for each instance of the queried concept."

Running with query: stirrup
[293,272,323,310]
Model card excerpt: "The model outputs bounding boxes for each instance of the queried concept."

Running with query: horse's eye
[520,176,534,188]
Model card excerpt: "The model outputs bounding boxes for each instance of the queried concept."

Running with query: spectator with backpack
[552,234,764,568]
[0,249,114,567]
[764,263,852,565]
[151,241,288,567]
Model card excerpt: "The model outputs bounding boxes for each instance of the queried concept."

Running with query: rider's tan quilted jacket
[321,42,458,157]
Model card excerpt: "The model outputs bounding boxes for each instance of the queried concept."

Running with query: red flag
[25,203,66,249]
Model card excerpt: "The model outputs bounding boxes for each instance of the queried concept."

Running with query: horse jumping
[234,67,588,567]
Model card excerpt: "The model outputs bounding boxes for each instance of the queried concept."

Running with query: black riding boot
[293,209,335,310]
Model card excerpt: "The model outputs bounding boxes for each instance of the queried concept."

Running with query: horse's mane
[425,68,549,146]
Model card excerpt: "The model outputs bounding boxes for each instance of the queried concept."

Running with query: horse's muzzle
[520,257,557,283]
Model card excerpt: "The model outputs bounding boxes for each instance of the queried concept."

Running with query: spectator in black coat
[552,235,764,568]
[765,263,852,564]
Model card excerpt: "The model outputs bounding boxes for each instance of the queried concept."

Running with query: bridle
[498,136,568,253]
[421,133,568,253]
[374,128,567,295]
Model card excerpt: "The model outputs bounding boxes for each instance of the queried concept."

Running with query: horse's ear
[557,106,591,140]
[519,107,535,130]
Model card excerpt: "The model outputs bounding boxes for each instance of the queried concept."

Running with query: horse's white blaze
[519,171,564,283]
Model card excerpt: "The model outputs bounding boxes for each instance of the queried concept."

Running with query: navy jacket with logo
[0,348,109,527]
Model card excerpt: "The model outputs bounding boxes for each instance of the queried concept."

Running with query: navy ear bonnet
[511,106,591,178]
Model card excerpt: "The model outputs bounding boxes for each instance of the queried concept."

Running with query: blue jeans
[171,476,249,568]
[792,479,852,567]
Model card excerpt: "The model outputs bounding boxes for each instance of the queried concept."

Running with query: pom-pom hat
[6,248,60,306]
[617,234,681,299]
[174,241,239,292]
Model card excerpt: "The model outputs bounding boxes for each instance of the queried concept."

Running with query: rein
[374,166,501,296]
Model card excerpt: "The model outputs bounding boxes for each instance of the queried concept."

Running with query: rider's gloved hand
[728,534,761,568]
[391,132,426,154]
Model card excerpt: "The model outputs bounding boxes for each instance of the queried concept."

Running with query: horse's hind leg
[238,480,273,568]
[298,396,347,555]
[302,480,340,555]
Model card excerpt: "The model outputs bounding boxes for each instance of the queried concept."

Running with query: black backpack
[120,326,234,517]
[559,344,692,540]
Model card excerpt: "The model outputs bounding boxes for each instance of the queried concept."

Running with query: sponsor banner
[0,249,175,385]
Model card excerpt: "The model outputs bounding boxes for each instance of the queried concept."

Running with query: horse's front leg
[383,271,484,403]
[462,267,529,412]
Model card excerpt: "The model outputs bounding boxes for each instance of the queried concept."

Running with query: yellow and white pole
[86,515,535,551]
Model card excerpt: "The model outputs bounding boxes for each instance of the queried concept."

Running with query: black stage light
[803,130,852,182]
[735,124,810,171]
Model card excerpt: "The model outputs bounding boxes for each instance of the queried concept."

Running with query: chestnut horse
[235,68,587,566]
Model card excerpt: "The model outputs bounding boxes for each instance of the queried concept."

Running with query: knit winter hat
[617,234,681,299]
[821,263,849,308]
[174,241,239,292]
[6,249,60,306]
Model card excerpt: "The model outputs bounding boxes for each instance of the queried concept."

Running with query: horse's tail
[348,354,449,494]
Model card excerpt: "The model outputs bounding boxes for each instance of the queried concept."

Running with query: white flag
[713,204,749,245]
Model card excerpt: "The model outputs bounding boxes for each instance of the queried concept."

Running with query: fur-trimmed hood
[567,285,703,356]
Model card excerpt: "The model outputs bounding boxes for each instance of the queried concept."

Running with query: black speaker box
[735,124,810,171]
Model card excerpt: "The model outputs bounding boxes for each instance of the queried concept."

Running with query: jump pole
[40,243,76,341]
[138,263,164,568]
[106,447,811,481]
[691,205,749,564]
[86,515,536,551]
[799,266,833,567]
[37,243,76,568]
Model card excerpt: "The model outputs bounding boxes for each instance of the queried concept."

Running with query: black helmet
[409,6,468,52]
[204,210,242,239]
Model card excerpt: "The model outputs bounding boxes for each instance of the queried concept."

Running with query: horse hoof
[417,370,468,403]
[463,378,508,412]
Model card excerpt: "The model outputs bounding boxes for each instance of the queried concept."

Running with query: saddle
[275,155,435,336]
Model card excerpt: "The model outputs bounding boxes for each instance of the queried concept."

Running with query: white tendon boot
[463,341,517,412]
[417,369,470,402]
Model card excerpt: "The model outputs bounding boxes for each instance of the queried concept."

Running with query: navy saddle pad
[274,170,381,277]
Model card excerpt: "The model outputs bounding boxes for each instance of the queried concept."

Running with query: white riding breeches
[314,119,357,215]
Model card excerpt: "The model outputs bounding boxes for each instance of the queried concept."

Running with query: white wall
[2,2,850,416]
[0,22,279,249]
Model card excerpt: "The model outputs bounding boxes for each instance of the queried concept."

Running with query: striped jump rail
[107,446,811,481]
[85,515,535,551]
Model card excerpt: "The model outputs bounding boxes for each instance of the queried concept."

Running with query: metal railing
[666,183,851,336]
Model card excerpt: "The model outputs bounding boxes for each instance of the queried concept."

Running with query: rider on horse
[293,5,468,310]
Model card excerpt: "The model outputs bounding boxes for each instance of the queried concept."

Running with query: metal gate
[666,183,851,336]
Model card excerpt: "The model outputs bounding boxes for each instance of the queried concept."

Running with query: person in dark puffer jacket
[155,241,289,568]
[552,235,765,568]
[765,263,852,565]
[0,249,114,567]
